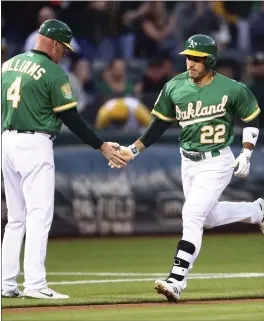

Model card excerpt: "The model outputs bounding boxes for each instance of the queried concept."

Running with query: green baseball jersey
[1,50,77,135]
[152,71,261,152]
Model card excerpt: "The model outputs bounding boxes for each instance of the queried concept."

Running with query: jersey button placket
[191,91,201,150]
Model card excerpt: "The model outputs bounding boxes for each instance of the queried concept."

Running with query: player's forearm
[138,117,172,147]
[128,117,172,157]
[133,139,146,153]
[58,108,104,150]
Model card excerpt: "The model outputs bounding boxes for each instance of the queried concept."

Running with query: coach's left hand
[232,149,252,178]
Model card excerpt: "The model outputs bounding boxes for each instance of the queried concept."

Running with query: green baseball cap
[179,34,217,58]
[179,34,218,70]
[38,19,74,51]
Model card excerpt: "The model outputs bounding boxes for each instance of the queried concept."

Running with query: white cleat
[2,288,22,298]
[23,288,69,299]
[257,198,264,234]
[154,280,181,303]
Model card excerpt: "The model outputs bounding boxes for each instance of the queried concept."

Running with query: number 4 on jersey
[7,77,22,108]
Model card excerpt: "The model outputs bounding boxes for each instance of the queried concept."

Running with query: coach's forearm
[137,116,172,149]
[58,108,104,150]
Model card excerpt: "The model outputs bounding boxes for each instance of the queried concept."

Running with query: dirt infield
[3,298,264,313]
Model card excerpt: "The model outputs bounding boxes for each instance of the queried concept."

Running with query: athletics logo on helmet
[188,40,198,49]
[179,34,217,70]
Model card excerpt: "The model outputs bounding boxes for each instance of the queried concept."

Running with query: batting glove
[232,148,252,178]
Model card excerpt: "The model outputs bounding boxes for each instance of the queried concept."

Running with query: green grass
[3,277,264,308]
[29,234,264,273]
[2,234,264,320]
[3,302,264,321]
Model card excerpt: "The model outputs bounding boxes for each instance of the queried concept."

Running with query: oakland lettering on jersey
[175,95,228,121]
[2,59,46,80]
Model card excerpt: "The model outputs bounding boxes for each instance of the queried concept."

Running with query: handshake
[100,142,138,169]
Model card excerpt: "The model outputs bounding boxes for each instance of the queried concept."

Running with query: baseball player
[109,34,264,302]
[1,19,127,299]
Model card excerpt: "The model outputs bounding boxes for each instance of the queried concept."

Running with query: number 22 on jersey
[200,124,226,144]
[7,76,22,108]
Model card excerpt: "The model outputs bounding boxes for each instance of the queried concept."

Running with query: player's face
[51,41,66,63]
[186,55,207,80]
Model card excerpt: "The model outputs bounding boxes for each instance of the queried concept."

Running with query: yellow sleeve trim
[53,101,78,113]
[241,107,261,122]
[151,110,175,122]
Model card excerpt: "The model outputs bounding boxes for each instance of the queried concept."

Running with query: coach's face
[51,41,66,63]
[186,55,207,80]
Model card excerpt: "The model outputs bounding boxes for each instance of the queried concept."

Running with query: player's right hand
[100,142,128,168]
[232,149,252,178]
[108,146,134,169]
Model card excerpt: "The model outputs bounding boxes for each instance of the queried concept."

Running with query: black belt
[4,129,56,141]
[182,149,220,162]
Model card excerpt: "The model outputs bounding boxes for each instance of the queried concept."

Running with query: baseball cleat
[2,288,22,298]
[155,280,181,303]
[257,198,264,233]
[23,287,69,299]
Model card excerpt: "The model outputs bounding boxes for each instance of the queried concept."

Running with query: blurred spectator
[71,57,96,96]
[24,6,56,51]
[135,1,178,59]
[207,2,231,53]
[135,58,169,94]
[173,1,221,51]
[68,1,150,62]
[61,57,97,131]
[24,6,79,53]
[185,2,221,40]
[1,0,264,131]
[95,97,152,131]
[1,38,8,64]
[101,1,151,61]
[2,1,46,57]
[67,58,92,114]
[224,1,253,53]
[66,1,110,60]
[215,57,240,80]
[173,58,187,76]
[249,2,264,52]
[23,6,80,72]
[96,58,136,101]
[213,1,253,53]
[60,63,88,134]
[161,55,175,79]
[246,52,264,126]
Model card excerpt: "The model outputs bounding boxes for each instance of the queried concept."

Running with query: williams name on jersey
[2,53,46,80]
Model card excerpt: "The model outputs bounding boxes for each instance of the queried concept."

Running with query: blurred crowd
[2,1,264,130]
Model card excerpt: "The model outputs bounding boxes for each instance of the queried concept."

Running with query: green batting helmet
[38,19,74,51]
[179,34,217,70]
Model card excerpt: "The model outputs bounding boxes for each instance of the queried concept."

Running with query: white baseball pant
[179,146,261,289]
[2,130,55,291]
